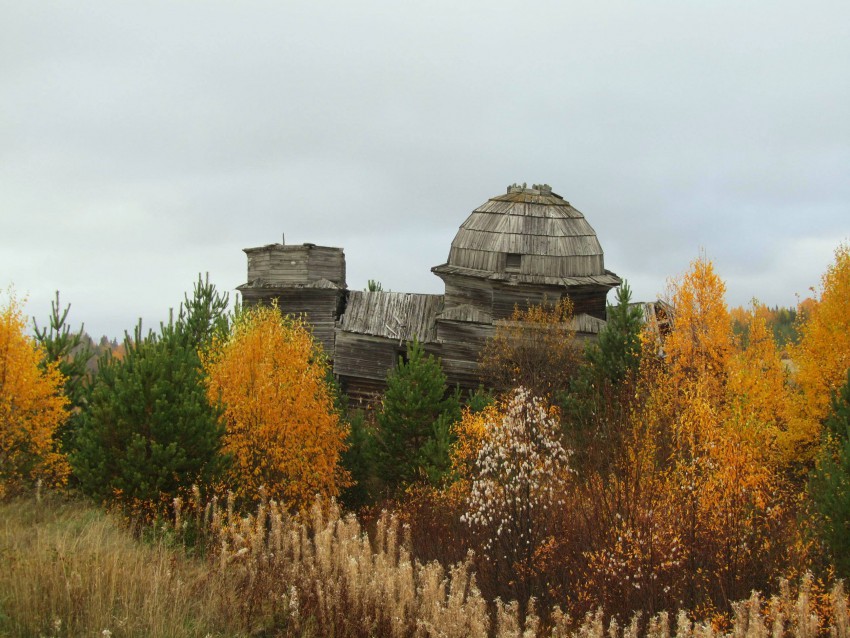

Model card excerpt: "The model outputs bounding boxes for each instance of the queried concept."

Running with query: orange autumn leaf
[478,297,581,401]
[450,404,498,477]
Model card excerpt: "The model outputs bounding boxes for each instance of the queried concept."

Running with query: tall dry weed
[207,496,491,637]
[188,492,850,638]
[4,490,849,638]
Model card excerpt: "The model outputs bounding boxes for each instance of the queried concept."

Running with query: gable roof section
[338,291,444,343]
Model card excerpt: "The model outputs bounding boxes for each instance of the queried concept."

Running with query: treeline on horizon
[1,244,850,637]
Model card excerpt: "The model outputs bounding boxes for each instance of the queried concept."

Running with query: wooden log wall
[442,275,493,316]
[337,375,388,406]
[447,247,605,278]
[245,244,345,286]
[241,287,344,356]
[490,281,609,321]
[333,331,404,383]
[433,319,494,390]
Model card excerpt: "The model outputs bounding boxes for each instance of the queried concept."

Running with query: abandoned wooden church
[238,183,625,401]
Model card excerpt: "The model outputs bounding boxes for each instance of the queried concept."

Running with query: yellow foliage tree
[0,292,69,496]
[789,244,850,460]
[664,254,733,399]
[653,257,786,607]
[726,303,789,464]
[202,304,349,510]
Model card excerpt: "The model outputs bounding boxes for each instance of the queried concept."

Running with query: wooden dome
[435,183,612,283]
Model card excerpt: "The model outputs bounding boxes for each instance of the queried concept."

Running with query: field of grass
[2,494,848,638]
[0,495,235,637]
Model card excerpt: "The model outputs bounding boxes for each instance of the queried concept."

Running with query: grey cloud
[2,0,848,337]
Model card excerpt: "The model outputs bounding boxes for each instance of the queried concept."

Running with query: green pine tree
[561,281,644,473]
[585,280,644,385]
[33,292,95,454]
[809,368,850,577]
[339,408,378,510]
[72,276,229,519]
[375,339,460,492]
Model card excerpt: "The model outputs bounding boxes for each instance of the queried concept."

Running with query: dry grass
[204,494,850,638]
[0,494,231,637]
[2,492,848,638]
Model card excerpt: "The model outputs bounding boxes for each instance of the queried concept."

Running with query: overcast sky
[2,1,848,339]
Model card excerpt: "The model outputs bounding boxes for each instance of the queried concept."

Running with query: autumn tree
[72,276,228,518]
[0,292,69,496]
[726,302,789,455]
[375,338,460,492]
[202,303,349,511]
[664,254,734,397]
[653,256,785,608]
[577,390,684,617]
[461,388,572,604]
[479,297,581,401]
[790,244,850,462]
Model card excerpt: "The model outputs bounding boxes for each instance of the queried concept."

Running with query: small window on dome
[505,253,522,272]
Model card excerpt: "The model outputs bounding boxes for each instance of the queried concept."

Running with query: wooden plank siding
[333,331,402,381]
[244,244,345,287]
[442,275,493,316]
[239,285,344,356]
[445,248,606,277]
[434,319,495,390]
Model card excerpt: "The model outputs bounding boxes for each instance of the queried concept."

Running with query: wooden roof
[337,291,444,343]
[433,183,615,283]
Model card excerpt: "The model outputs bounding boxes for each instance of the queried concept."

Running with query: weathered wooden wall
[439,273,611,322]
[245,244,345,287]
[240,285,344,356]
[433,319,494,390]
[334,331,407,404]
[441,274,493,316]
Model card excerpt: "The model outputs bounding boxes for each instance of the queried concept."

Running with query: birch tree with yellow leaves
[657,255,787,608]
[202,304,349,511]
[790,244,850,462]
[0,292,69,496]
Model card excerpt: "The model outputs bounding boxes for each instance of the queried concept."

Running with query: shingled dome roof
[433,183,619,286]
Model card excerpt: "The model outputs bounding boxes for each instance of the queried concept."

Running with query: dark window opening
[505,253,522,272]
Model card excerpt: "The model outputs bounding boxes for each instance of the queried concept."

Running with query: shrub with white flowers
[461,387,572,599]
